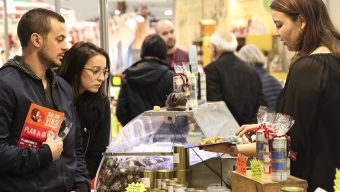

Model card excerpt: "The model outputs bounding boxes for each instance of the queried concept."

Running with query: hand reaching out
[200,143,234,154]
[236,124,260,141]
[199,124,260,156]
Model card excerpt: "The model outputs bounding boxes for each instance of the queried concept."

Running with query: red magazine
[17,103,64,149]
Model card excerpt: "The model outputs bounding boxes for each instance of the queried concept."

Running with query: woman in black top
[270,1,340,190]
[203,0,340,191]
[58,42,111,179]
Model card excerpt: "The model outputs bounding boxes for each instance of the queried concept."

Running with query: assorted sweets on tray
[198,136,223,146]
[198,136,248,147]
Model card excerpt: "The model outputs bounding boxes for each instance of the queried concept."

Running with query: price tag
[236,153,248,175]
[250,159,262,181]
[125,182,146,192]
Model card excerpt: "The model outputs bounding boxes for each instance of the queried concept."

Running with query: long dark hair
[58,42,111,122]
[270,0,340,59]
[59,41,110,97]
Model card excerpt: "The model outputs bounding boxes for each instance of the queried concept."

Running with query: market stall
[95,101,241,191]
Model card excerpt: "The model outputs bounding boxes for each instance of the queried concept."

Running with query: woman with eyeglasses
[58,41,111,180]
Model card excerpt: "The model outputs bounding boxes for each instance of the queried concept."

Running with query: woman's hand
[200,143,257,157]
[199,143,234,154]
[199,124,260,156]
[236,124,260,141]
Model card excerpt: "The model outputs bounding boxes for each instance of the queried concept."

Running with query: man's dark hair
[17,8,65,48]
[140,34,167,60]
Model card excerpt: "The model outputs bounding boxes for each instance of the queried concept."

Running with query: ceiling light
[164,9,172,16]
[114,10,121,15]
[136,15,145,23]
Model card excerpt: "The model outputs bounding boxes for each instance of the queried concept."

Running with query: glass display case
[95,101,239,191]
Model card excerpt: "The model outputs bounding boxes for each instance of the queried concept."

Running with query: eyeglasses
[83,67,110,79]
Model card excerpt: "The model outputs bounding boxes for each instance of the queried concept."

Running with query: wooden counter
[231,171,307,192]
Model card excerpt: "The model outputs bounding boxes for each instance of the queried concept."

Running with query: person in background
[156,19,189,69]
[116,34,174,126]
[203,0,340,191]
[58,41,111,180]
[132,4,151,51]
[0,8,89,191]
[204,30,267,126]
[238,44,282,111]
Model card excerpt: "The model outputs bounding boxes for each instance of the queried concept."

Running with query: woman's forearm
[234,143,256,157]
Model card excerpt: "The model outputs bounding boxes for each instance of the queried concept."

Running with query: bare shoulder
[310,46,331,54]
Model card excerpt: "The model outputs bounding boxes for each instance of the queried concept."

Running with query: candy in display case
[95,101,240,191]
[96,152,173,191]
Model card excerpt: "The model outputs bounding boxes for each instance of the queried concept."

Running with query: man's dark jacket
[204,52,267,125]
[116,58,174,125]
[0,56,89,191]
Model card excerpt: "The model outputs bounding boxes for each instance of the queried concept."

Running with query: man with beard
[0,8,90,191]
[204,30,266,126]
[156,19,189,69]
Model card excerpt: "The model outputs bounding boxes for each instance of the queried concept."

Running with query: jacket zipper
[84,129,91,156]
[50,81,65,187]
[33,78,45,105]
[50,83,61,111]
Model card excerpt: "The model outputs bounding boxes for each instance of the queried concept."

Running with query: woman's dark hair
[58,41,110,97]
[270,0,340,59]
[58,41,111,126]
[140,34,167,60]
[17,8,65,48]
